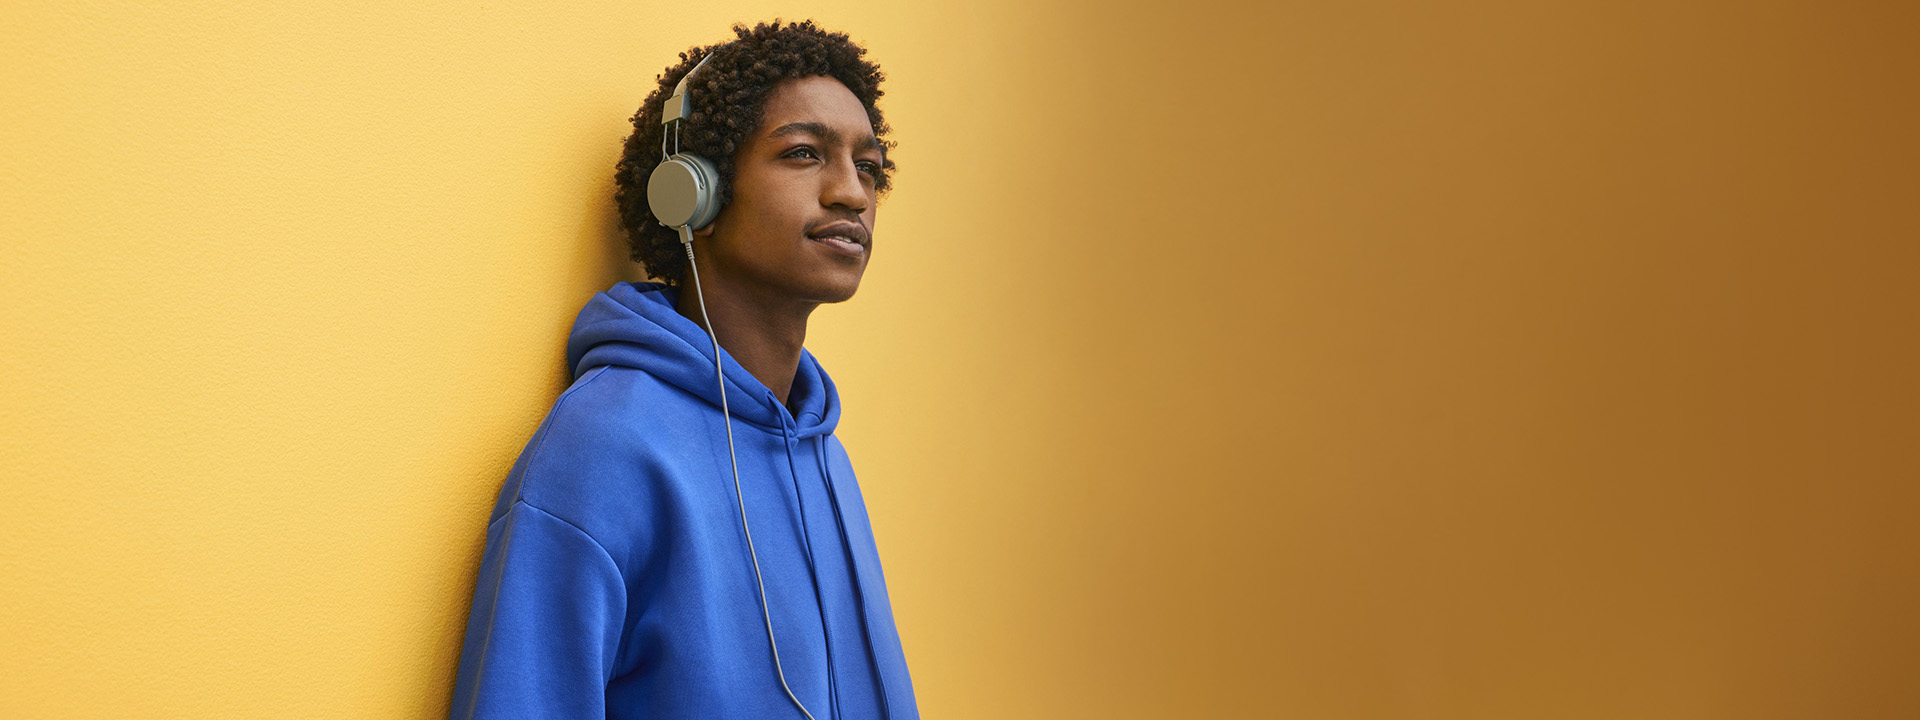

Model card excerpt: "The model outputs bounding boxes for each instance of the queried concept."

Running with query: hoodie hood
[565,281,840,439]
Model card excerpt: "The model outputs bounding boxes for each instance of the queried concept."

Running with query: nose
[821,154,870,214]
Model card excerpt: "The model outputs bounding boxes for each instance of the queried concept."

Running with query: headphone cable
[682,239,820,720]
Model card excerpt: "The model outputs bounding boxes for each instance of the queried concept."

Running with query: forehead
[754,75,877,148]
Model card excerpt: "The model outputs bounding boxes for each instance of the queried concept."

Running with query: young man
[448,20,916,720]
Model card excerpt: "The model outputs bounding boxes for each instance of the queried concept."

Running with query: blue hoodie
[449,281,918,720]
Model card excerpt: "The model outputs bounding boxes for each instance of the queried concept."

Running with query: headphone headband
[661,50,720,127]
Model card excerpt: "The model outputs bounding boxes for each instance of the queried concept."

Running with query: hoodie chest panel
[611,424,883,717]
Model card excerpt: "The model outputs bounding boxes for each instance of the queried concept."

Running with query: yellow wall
[4,1,1916,718]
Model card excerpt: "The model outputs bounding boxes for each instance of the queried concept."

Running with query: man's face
[694,75,883,305]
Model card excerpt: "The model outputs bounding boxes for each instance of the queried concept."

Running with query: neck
[675,264,816,410]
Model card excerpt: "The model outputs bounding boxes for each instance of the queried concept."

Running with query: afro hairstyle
[614,19,898,287]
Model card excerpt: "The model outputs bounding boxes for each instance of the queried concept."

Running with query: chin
[816,279,862,304]
[805,267,865,304]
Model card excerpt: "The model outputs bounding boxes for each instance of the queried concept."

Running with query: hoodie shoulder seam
[502,364,627,581]
[510,498,624,583]
[509,364,612,507]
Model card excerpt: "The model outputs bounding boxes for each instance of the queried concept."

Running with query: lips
[805,220,870,248]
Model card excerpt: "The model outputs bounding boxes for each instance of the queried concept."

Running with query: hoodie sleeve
[448,500,627,720]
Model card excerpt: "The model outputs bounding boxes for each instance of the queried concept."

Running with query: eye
[856,161,880,177]
[783,146,819,160]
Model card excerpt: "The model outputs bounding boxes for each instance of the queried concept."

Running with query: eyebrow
[767,121,884,155]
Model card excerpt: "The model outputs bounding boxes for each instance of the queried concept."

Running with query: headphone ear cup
[646,153,723,231]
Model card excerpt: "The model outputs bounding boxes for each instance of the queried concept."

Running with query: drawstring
[782,421,841,720]
[814,435,893,720]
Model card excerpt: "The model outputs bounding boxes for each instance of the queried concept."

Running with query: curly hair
[614,19,898,286]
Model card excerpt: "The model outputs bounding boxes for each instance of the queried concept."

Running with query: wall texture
[3,1,1915,718]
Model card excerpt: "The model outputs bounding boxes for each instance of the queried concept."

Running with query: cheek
[734,175,788,214]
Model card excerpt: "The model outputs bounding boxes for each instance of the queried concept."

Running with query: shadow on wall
[437,140,649,707]
[558,166,649,392]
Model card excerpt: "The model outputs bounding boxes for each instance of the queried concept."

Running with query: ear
[692,218,718,240]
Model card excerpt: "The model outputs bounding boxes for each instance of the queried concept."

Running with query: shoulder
[523,365,699,463]
[496,366,701,547]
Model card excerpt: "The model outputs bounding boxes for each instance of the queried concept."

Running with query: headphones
[647,50,726,245]
[644,46,826,720]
